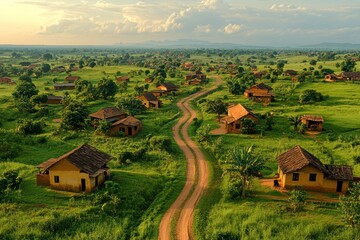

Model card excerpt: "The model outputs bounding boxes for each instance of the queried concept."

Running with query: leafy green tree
[309,59,317,66]
[30,94,48,106]
[205,98,227,119]
[97,79,118,99]
[42,53,53,61]
[288,189,307,212]
[274,84,294,101]
[89,61,96,68]
[95,119,111,135]
[0,170,22,199]
[341,58,357,72]
[41,63,51,73]
[0,141,20,161]
[16,119,43,135]
[240,118,257,134]
[134,85,145,96]
[116,97,145,116]
[223,145,264,197]
[299,89,325,104]
[61,98,89,130]
[289,115,302,131]
[12,78,39,113]
[339,182,360,228]
[75,79,97,100]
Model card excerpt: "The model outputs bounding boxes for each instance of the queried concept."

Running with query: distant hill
[114,39,268,49]
[299,42,360,50]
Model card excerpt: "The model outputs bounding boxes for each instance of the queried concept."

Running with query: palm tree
[289,115,302,131]
[224,145,264,197]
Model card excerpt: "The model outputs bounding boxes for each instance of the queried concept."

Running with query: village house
[157,82,179,93]
[181,62,194,70]
[116,76,130,83]
[185,70,207,80]
[36,144,112,193]
[54,83,75,90]
[109,116,142,137]
[244,83,275,104]
[184,78,203,86]
[283,69,298,77]
[144,77,152,83]
[89,107,127,124]
[221,104,259,133]
[301,115,324,132]
[325,72,360,82]
[52,66,66,73]
[324,74,340,82]
[65,76,80,82]
[276,145,353,193]
[138,92,161,108]
[46,95,64,104]
[0,77,16,85]
[150,89,166,97]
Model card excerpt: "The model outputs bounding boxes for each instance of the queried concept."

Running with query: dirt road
[159,76,222,240]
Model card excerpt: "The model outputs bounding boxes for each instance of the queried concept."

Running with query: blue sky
[1,0,360,46]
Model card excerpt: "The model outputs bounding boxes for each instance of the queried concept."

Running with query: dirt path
[159,76,222,240]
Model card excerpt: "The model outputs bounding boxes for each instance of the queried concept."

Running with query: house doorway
[336,181,343,192]
[81,179,86,191]
[128,127,132,135]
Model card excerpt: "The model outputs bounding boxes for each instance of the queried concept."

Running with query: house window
[309,173,317,182]
[235,124,241,129]
[292,173,299,181]
[54,176,60,183]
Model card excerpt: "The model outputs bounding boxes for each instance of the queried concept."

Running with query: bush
[149,136,172,152]
[288,188,306,212]
[0,141,20,161]
[339,182,360,227]
[240,118,257,134]
[16,119,43,135]
[299,89,325,104]
[34,107,50,118]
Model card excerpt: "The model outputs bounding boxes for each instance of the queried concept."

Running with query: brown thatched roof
[277,145,328,174]
[112,116,141,127]
[37,144,112,174]
[140,92,159,102]
[47,95,64,100]
[301,115,324,122]
[89,107,125,120]
[341,72,360,79]
[247,82,272,91]
[228,104,258,121]
[65,76,80,81]
[325,165,353,181]
[160,82,178,91]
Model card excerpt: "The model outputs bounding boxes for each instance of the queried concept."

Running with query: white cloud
[195,24,212,33]
[269,4,306,12]
[222,23,242,34]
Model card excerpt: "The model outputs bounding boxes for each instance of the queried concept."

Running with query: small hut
[301,115,324,132]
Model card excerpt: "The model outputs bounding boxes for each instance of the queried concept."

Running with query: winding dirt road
[159,76,222,240]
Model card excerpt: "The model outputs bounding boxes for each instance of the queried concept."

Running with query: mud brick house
[36,144,112,192]
[54,83,75,90]
[277,145,353,193]
[221,104,259,133]
[138,92,160,108]
[301,115,324,132]
[89,107,127,124]
[157,82,179,93]
[185,70,207,80]
[0,77,16,85]
[46,95,64,104]
[65,76,80,82]
[109,116,142,137]
[244,83,275,104]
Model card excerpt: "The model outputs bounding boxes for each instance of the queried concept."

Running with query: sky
[1,0,360,46]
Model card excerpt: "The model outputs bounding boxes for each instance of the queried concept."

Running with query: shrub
[0,141,20,161]
[34,107,50,118]
[149,136,172,152]
[299,89,325,104]
[240,118,257,134]
[339,182,360,227]
[16,119,43,135]
[288,188,307,212]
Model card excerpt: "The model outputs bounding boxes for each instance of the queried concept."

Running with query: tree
[116,97,145,116]
[16,119,43,135]
[288,189,307,212]
[309,59,317,66]
[224,145,264,197]
[205,98,227,119]
[240,118,257,134]
[341,58,356,72]
[75,79,97,100]
[30,94,48,106]
[134,85,145,96]
[12,78,39,113]
[61,98,89,130]
[41,63,51,73]
[89,61,96,68]
[289,115,302,131]
[97,79,118,99]
[339,182,360,227]
[299,89,325,104]
[43,53,53,61]
[0,170,22,199]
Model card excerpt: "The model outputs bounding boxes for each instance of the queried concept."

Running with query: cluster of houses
[184,70,207,85]
[325,72,360,82]
[54,75,79,90]
[0,77,16,85]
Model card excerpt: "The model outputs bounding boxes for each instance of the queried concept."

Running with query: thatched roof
[47,95,64,100]
[277,145,328,174]
[277,145,353,181]
[228,104,258,121]
[37,144,112,174]
[325,165,353,181]
[301,115,324,122]
[112,116,141,127]
[89,107,125,120]
[140,92,159,102]
[160,82,178,91]
[247,82,272,91]
[341,72,360,79]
